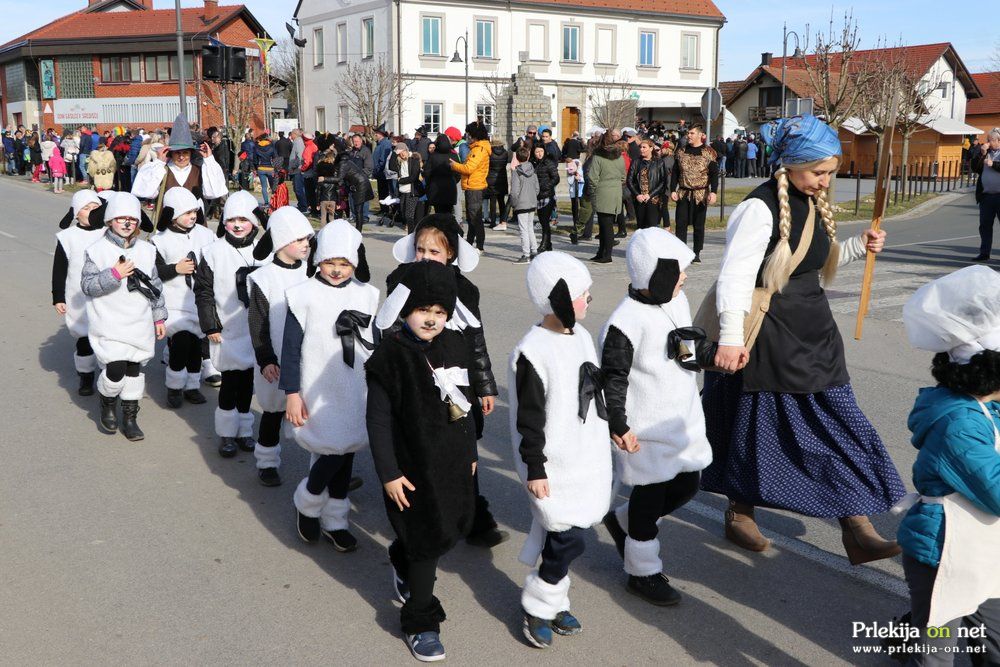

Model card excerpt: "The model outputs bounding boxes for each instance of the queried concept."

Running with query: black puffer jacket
[531,154,560,200]
[486,146,509,196]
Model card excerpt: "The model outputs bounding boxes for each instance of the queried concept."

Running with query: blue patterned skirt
[700,371,906,518]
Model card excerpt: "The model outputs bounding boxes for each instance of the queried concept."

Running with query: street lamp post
[175,0,186,117]
[451,31,469,127]
[780,22,807,119]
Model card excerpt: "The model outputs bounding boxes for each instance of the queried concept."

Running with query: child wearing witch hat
[367,260,477,663]
[509,251,613,649]
[387,213,507,548]
[244,206,315,487]
[194,190,271,458]
[80,192,164,441]
[282,220,377,551]
[151,187,216,409]
[599,227,714,606]
[53,189,107,396]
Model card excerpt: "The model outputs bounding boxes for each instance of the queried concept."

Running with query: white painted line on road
[0,229,16,239]
[682,500,909,599]
[889,235,977,249]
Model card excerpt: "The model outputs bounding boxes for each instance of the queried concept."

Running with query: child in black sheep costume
[366,259,477,663]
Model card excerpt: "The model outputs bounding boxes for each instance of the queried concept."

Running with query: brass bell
[676,341,694,362]
[446,398,467,422]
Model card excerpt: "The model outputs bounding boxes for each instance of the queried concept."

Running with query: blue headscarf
[761,114,841,166]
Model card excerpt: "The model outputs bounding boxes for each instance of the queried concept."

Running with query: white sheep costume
[56,190,105,372]
[287,221,379,531]
[599,227,712,577]
[508,251,612,620]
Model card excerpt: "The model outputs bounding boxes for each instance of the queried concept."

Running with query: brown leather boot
[724,500,770,552]
[839,516,902,565]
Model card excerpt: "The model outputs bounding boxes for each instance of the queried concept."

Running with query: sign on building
[40,60,56,99]
[54,99,102,124]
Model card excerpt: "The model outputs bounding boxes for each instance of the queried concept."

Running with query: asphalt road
[0,177,988,665]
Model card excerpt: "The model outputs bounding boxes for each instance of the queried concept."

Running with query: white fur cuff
[119,374,146,401]
[293,478,329,518]
[615,502,630,535]
[624,536,663,577]
[201,358,218,378]
[253,442,281,470]
[74,353,97,373]
[165,367,187,390]
[237,411,254,437]
[184,372,201,390]
[96,370,126,398]
[215,407,239,437]
[521,571,571,621]
[320,496,351,531]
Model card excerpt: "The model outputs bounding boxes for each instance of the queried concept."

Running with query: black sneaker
[183,389,207,404]
[569,232,578,245]
[323,528,358,552]
[692,255,702,264]
[348,476,364,492]
[974,254,990,262]
[602,511,626,560]
[218,437,238,458]
[203,374,222,387]
[297,510,320,543]
[627,573,682,606]
[236,436,256,452]
[258,467,282,487]
[392,564,410,603]
[552,610,582,636]
[466,528,509,548]
[522,611,553,648]
[167,388,183,408]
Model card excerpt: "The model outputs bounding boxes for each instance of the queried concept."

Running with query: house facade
[967,72,1000,141]
[294,0,725,140]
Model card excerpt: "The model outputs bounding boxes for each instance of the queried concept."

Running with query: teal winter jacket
[897,386,1000,567]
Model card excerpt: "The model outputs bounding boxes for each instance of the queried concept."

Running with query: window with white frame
[423,102,443,134]
[336,23,347,63]
[362,18,375,59]
[422,16,442,56]
[680,32,700,69]
[476,103,494,129]
[527,23,546,61]
[313,28,324,67]
[339,104,349,133]
[315,107,326,132]
[595,27,613,64]
[475,19,494,58]
[639,31,656,67]
[562,25,580,62]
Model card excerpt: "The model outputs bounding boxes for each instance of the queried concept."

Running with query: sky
[2,0,996,81]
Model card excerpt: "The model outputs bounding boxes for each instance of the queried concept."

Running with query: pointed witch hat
[167,113,197,152]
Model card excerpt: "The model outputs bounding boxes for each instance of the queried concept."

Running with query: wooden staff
[854,99,900,340]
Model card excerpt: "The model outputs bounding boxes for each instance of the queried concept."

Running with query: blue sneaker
[552,610,582,636]
[392,566,410,603]
[405,631,446,662]
[522,611,553,648]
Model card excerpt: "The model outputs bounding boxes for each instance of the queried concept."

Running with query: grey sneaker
[513,255,530,264]
[405,631,446,662]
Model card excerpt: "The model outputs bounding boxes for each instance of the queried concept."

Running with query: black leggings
[596,212,616,259]
[218,368,253,412]
[258,411,283,447]
[627,471,701,541]
[634,200,661,229]
[489,194,507,223]
[389,539,444,634]
[537,200,555,250]
[465,189,485,250]
[200,336,211,362]
[539,527,586,585]
[76,336,93,356]
[305,452,355,499]
[168,331,203,373]
[105,360,141,382]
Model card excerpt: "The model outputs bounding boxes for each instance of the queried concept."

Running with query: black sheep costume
[366,260,477,636]
[387,213,504,546]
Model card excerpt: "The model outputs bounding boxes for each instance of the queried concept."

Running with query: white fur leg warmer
[74,353,97,373]
[184,372,201,390]
[120,374,146,401]
[96,370,126,398]
[201,357,218,379]
[624,536,663,577]
[521,571,571,621]
[615,501,630,535]
[215,407,239,437]
[293,478,329,518]
[254,442,281,470]
[320,496,351,531]
[237,411,255,437]
[165,367,187,390]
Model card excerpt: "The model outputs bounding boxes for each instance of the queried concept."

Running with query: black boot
[99,394,118,433]
[120,400,145,441]
[540,227,552,252]
[78,372,94,396]
[183,388,207,404]
[166,388,183,408]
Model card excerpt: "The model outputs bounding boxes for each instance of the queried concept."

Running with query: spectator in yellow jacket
[450,121,491,251]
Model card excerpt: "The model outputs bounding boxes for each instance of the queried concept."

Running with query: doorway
[560,106,580,138]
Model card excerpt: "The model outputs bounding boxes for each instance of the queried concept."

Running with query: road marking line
[0,230,15,239]
[888,235,978,249]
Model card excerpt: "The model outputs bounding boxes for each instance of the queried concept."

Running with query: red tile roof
[517,0,724,17]
[968,72,1000,115]
[770,43,953,79]
[719,80,745,105]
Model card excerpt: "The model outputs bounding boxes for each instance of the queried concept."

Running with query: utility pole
[175,0,186,116]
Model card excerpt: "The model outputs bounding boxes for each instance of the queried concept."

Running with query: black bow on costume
[578,362,608,422]
[235,266,259,308]
[126,268,162,302]
[667,326,718,372]
[335,310,375,367]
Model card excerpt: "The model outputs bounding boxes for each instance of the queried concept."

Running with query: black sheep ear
[139,210,155,233]
[306,237,318,277]
[548,278,575,329]
[253,228,273,261]
[253,207,270,229]
[90,204,107,229]
[156,206,175,232]
[647,258,680,304]
[59,208,74,229]
[216,219,226,237]
[355,243,371,283]
[196,207,206,226]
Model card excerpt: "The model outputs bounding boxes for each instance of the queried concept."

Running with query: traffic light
[200,45,247,82]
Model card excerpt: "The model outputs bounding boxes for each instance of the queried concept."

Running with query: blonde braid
[762,167,793,293]
[815,189,840,285]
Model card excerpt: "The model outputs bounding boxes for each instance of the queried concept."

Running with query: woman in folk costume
[80,193,164,441]
[194,190,271,458]
[509,251,612,649]
[282,220,377,551]
[387,213,507,549]
[245,206,314,487]
[366,260,477,662]
[53,190,107,396]
[151,187,215,409]
[699,114,906,564]
[599,228,714,606]
[893,266,1000,664]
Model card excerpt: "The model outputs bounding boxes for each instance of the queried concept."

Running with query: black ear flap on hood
[89,203,107,229]
[59,208,74,230]
[548,278,575,330]
[306,237,318,277]
[156,206,175,232]
[196,207,206,226]
[139,209,155,234]
[355,244,371,283]
[253,207,270,229]
[252,228,274,261]
[647,258,681,304]
[216,219,227,237]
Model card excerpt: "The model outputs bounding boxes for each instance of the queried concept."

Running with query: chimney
[761,52,773,66]
[204,0,218,16]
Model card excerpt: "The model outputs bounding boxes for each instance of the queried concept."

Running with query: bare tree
[895,67,943,192]
[856,40,907,170]
[338,55,412,141]
[588,73,636,131]
[196,57,270,146]
[269,38,300,119]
